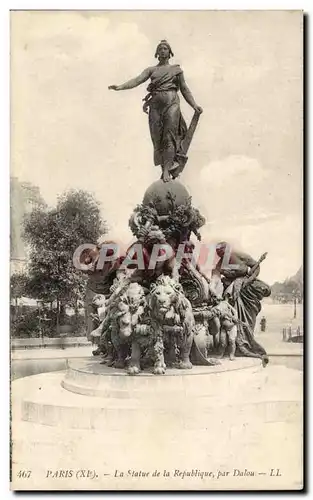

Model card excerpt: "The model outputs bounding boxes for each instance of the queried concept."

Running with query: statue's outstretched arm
[179,73,203,114]
[109,68,152,91]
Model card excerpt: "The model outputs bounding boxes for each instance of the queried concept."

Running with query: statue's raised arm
[178,72,203,115]
[108,40,203,182]
[108,67,152,91]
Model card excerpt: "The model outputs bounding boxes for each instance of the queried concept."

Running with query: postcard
[10,10,303,491]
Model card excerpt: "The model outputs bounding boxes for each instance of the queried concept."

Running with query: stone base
[62,356,262,398]
[11,358,303,491]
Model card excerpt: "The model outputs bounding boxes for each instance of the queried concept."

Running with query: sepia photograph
[10,9,303,491]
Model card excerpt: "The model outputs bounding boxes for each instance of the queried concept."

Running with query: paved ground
[12,345,92,360]
[11,361,303,490]
[11,347,93,381]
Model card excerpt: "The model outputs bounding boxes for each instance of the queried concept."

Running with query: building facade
[10,177,45,275]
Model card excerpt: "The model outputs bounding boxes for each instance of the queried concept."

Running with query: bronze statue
[109,40,203,182]
[215,243,271,365]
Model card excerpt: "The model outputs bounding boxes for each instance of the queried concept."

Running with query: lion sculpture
[149,275,195,374]
[99,281,149,372]
[98,275,196,376]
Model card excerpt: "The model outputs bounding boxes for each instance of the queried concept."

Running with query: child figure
[213,299,238,361]
[90,294,106,355]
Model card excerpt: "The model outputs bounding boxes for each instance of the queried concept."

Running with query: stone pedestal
[11,358,303,490]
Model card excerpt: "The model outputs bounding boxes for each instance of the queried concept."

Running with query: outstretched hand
[108,85,119,91]
[194,105,203,114]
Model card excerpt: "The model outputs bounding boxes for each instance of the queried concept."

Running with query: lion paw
[207,357,221,365]
[178,360,193,370]
[153,363,166,375]
[113,360,126,369]
[100,359,108,365]
[127,365,140,376]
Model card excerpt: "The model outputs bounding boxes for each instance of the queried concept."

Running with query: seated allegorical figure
[214,242,271,364]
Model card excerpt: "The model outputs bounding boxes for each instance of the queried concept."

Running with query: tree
[10,272,28,313]
[271,271,303,303]
[23,189,107,332]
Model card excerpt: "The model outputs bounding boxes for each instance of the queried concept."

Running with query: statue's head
[92,294,106,308]
[127,282,146,305]
[155,40,174,60]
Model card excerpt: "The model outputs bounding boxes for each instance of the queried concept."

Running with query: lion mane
[149,275,195,332]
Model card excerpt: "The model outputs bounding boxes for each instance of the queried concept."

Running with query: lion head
[149,275,193,325]
[120,282,146,311]
[116,282,147,338]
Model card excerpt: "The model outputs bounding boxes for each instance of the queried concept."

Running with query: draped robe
[143,65,187,169]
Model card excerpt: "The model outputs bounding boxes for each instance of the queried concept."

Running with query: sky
[10,10,303,283]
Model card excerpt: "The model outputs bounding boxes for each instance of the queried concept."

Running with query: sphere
[142,179,190,215]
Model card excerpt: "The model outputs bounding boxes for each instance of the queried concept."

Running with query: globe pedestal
[11,358,302,490]
[142,179,191,214]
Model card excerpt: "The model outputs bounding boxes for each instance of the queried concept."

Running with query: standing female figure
[109,40,202,182]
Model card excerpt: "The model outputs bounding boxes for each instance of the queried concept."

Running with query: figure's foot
[262,355,269,368]
[92,348,101,356]
[162,168,171,183]
[153,362,166,375]
[170,162,182,179]
[127,365,140,376]
[178,360,193,370]
[229,355,236,361]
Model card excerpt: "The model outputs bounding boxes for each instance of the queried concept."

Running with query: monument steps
[11,362,303,490]
[11,361,302,431]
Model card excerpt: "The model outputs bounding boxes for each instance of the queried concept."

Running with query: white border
[0,3,10,500]
[3,1,311,9]
[1,1,310,498]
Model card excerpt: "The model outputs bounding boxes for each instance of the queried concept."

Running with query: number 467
[17,470,32,478]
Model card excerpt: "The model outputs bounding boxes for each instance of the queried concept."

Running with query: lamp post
[37,300,43,345]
